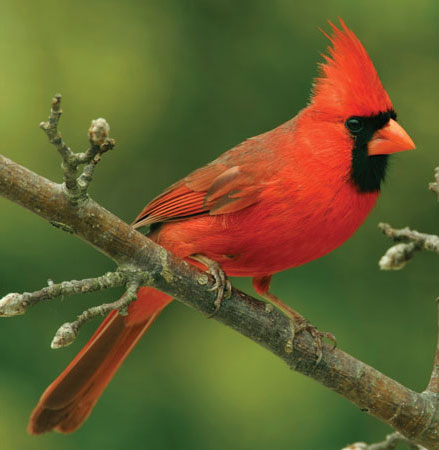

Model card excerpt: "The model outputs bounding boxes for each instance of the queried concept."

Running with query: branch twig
[51,276,142,349]
[40,94,115,203]
[378,223,439,270]
[0,271,127,317]
[0,270,148,349]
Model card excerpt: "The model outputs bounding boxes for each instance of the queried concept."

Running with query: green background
[0,1,437,449]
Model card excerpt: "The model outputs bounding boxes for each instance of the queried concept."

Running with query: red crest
[311,19,393,117]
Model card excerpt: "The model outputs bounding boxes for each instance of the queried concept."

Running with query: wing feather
[132,130,281,228]
[133,163,261,228]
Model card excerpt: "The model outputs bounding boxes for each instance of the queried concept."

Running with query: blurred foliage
[0,0,438,449]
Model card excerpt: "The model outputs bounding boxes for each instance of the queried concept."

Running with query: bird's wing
[132,160,263,228]
[134,135,273,228]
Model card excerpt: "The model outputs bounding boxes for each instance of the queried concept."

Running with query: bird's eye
[345,117,364,134]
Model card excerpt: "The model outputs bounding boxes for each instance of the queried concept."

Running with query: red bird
[28,20,415,434]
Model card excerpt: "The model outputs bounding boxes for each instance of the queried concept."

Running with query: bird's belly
[157,188,378,278]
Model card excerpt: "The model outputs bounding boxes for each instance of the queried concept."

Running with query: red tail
[28,287,172,434]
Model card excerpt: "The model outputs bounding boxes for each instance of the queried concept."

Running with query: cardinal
[28,19,415,434]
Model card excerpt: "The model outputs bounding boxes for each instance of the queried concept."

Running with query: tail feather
[28,287,172,434]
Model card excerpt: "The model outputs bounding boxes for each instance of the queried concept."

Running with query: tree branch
[0,97,438,448]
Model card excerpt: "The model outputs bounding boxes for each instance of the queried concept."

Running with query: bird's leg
[190,254,232,317]
[253,276,336,364]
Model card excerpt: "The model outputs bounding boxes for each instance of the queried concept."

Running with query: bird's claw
[259,290,336,365]
[191,254,231,317]
[206,261,231,317]
[294,319,337,365]
[208,265,232,318]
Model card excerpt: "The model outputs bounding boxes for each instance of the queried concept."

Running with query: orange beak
[368,119,416,156]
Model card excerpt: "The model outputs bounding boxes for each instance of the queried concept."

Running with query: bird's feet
[261,290,336,364]
[293,317,337,365]
[190,254,232,317]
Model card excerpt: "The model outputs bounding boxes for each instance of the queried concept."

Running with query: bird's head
[309,19,415,192]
